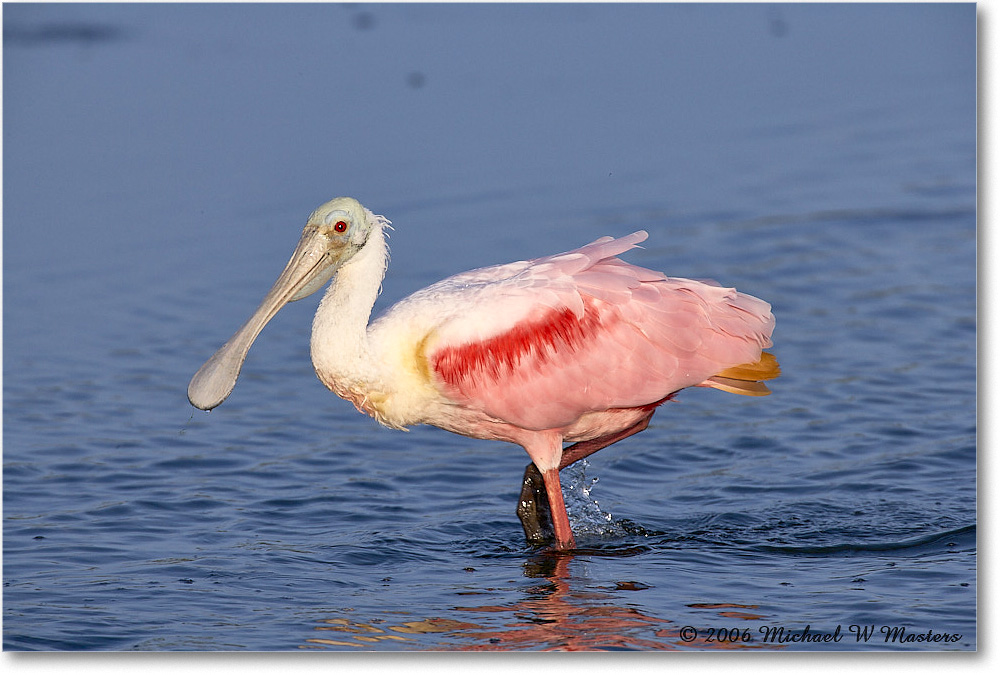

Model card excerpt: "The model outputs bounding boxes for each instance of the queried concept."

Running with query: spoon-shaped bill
[187,228,331,410]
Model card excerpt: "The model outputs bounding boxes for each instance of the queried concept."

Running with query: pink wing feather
[394,231,774,431]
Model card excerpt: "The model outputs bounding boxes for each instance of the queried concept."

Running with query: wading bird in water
[188,197,778,550]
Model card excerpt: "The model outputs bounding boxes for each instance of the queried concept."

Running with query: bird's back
[370,231,777,432]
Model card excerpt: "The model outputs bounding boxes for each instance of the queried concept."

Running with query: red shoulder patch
[432,302,606,389]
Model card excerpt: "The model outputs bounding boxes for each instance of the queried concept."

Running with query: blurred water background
[3,2,976,651]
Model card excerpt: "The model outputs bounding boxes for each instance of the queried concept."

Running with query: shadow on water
[3,21,128,46]
[299,552,783,651]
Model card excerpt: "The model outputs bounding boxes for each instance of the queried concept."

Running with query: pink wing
[396,231,774,431]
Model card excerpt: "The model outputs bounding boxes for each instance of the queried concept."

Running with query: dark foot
[516,462,553,545]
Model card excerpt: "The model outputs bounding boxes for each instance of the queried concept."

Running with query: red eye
[334,220,348,233]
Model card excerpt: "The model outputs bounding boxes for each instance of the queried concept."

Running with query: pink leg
[517,410,657,546]
[541,467,576,550]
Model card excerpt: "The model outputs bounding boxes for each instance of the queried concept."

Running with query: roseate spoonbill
[188,197,778,550]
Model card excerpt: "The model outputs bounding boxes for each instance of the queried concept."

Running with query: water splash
[563,461,625,538]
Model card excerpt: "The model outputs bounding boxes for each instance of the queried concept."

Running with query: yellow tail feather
[703,351,781,397]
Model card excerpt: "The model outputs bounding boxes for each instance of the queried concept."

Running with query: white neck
[310,220,388,393]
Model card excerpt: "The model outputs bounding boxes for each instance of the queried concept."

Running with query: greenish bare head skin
[187,197,376,411]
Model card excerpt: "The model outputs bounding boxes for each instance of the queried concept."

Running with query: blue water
[3,3,976,651]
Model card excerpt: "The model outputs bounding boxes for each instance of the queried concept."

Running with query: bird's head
[187,196,382,411]
[285,196,379,301]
